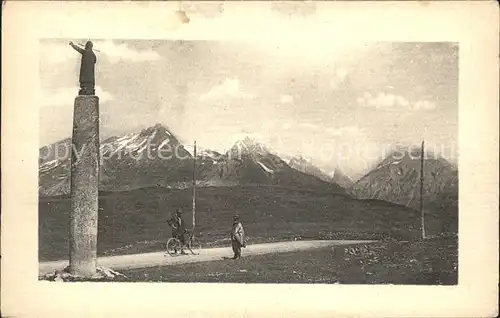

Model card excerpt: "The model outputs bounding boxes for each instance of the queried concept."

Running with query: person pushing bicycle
[167,208,187,255]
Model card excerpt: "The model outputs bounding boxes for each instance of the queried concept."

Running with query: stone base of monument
[69,95,100,278]
[40,266,128,282]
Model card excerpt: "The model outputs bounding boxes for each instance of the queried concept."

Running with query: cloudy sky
[39,39,458,178]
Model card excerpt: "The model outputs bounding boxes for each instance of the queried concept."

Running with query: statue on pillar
[69,41,97,95]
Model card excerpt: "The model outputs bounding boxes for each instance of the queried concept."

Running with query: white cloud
[251,38,366,67]
[297,123,364,136]
[326,127,345,136]
[280,94,294,104]
[39,86,114,108]
[40,40,161,65]
[199,78,255,101]
[326,126,364,136]
[357,92,435,111]
[412,100,436,111]
[299,122,319,131]
[40,43,79,65]
[93,40,162,63]
[359,92,409,109]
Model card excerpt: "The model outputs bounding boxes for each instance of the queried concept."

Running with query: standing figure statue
[69,41,97,95]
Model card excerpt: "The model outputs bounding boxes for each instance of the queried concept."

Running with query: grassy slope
[121,234,458,284]
[39,185,457,261]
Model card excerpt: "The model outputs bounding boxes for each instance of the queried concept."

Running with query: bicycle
[165,229,202,256]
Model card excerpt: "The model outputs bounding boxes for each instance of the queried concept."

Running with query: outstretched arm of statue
[69,41,85,54]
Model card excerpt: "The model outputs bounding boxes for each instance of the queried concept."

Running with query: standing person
[167,208,187,255]
[230,214,246,259]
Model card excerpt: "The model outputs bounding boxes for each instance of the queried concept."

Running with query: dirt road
[39,240,374,276]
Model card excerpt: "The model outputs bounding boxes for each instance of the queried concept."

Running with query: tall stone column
[69,95,100,277]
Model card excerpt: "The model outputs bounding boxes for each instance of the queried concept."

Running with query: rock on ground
[40,266,128,282]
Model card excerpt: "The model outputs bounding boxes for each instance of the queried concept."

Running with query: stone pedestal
[69,95,100,277]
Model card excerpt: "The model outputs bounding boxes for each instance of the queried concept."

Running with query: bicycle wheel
[166,238,182,257]
[187,236,202,255]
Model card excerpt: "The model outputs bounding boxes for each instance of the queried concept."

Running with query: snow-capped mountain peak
[236,136,267,152]
[287,155,354,188]
[99,124,180,156]
[349,147,458,211]
[183,145,223,163]
[227,136,272,159]
[288,155,313,166]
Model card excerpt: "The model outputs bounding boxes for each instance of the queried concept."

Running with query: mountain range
[349,146,458,230]
[287,155,354,188]
[39,124,346,196]
[39,123,458,221]
[39,124,459,260]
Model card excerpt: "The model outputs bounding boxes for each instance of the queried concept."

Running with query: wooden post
[420,140,426,239]
[69,95,100,277]
[192,141,196,233]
